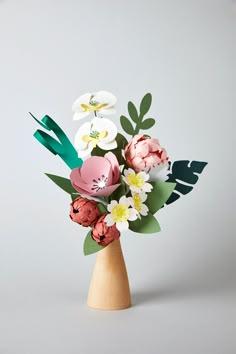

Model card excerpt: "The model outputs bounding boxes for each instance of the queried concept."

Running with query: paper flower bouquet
[31,91,207,310]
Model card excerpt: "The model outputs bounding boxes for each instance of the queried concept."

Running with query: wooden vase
[87,239,131,310]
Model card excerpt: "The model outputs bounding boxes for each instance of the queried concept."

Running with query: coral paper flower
[91,213,120,246]
[72,91,117,120]
[104,196,138,231]
[123,168,153,193]
[74,117,117,158]
[70,197,100,227]
[124,135,168,172]
[70,152,120,197]
[129,192,149,218]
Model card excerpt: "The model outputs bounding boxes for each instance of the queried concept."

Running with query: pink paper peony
[124,135,168,172]
[91,213,120,246]
[70,152,120,197]
[70,197,100,227]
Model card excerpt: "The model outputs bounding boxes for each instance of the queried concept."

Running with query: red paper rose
[70,197,100,227]
[91,213,120,246]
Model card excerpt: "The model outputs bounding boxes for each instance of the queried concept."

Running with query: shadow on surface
[132,276,236,306]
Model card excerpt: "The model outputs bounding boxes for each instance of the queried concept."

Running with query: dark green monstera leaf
[166,160,207,204]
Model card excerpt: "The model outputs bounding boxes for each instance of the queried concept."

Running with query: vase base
[87,301,131,311]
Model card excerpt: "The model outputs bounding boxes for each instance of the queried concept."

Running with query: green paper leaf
[116,132,128,149]
[166,160,208,205]
[98,203,107,214]
[71,193,80,201]
[120,115,135,135]
[83,230,105,256]
[146,181,176,214]
[45,173,77,194]
[140,93,152,116]
[129,214,161,234]
[128,101,139,123]
[141,118,156,130]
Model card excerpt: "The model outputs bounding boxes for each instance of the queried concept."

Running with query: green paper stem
[30,113,83,169]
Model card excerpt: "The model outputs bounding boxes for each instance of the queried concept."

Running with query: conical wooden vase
[87,239,131,310]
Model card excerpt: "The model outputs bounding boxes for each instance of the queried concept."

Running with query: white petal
[142,183,153,193]
[149,162,170,182]
[98,140,117,151]
[116,221,129,231]
[72,93,91,112]
[73,111,90,121]
[91,117,117,143]
[93,91,117,107]
[104,214,115,226]
[128,208,138,221]
[77,145,93,158]
[129,197,135,208]
[119,196,130,206]
[74,121,92,150]
[138,171,149,181]
[107,200,118,212]
[129,185,140,193]
[140,204,149,216]
[139,191,148,202]
[100,119,117,143]
[124,168,134,177]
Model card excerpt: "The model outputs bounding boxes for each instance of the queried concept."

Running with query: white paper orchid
[104,196,138,232]
[123,168,153,194]
[129,192,149,218]
[74,117,118,157]
[72,91,117,120]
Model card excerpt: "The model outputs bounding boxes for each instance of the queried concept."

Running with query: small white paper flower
[123,168,153,193]
[74,117,117,157]
[129,192,149,218]
[105,196,138,231]
[148,162,170,182]
[72,91,117,120]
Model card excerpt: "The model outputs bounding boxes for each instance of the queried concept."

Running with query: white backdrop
[0,1,235,353]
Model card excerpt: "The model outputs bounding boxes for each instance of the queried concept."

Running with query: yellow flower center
[127,173,145,189]
[132,194,142,212]
[81,102,107,112]
[111,204,129,222]
[82,130,108,148]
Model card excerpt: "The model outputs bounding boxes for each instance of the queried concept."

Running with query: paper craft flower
[70,152,120,197]
[148,162,170,182]
[129,192,149,218]
[74,117,117,158]
[72,91,117,120]
[70,197,100,227]
[124,135,168,172]
[104,196,138,231]
[123,168,153,193]
[91,213,120,246]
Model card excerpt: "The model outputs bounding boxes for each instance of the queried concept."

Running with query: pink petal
[90,183,121,197]
[80,156,112,183]
[104,152,120,183]
[70,168,94,194]
[148,139,161,152]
